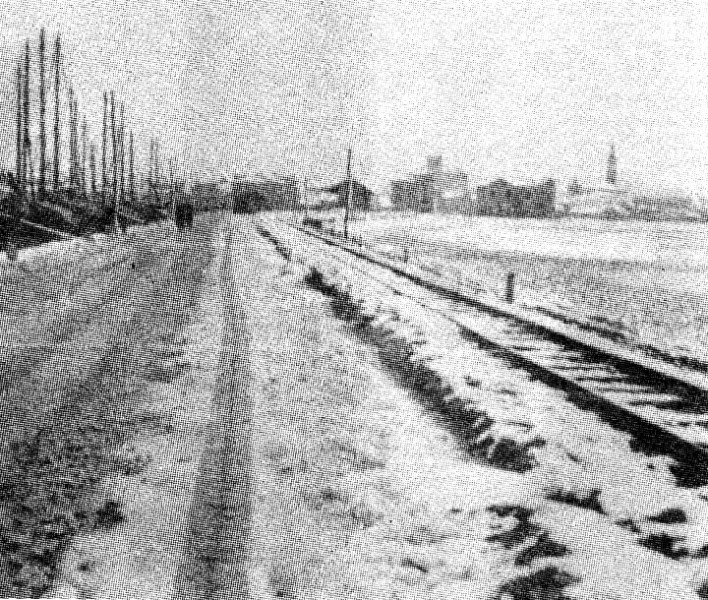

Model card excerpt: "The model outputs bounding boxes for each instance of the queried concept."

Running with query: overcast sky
[1,0,707,194]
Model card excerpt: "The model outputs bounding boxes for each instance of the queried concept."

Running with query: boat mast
[23,41,31,205]
[39,28,47,203]
[111,91,117,217]
[68,88,75,196]
[129,131,135,205]
[119,103,125,210]
[148,139,154,192]
[90,143,97,198]
[16,57,23,200]
[81,118,87,199]
[102,91,107,204]
[52,34,60,196]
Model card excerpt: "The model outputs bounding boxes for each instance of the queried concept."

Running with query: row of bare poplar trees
[14,28,169,220]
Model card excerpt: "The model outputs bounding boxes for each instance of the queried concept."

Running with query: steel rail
[264,218,708,485]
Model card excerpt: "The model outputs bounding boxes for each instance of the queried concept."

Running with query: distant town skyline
[0,0,706,196]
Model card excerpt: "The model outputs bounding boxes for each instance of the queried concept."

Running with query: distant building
[319,179,374,211]
[231,176,302,213]
[391,156,471,213]
[476,179,556,218]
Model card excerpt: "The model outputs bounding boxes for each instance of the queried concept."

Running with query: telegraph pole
[52,34,61,196]
[39,28,47,202]
[344,147,353,239]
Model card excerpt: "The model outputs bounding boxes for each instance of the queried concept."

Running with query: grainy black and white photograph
[1,0,708,598]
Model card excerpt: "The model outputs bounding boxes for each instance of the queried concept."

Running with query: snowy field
[263,216,708,599]
[305,210,708,370]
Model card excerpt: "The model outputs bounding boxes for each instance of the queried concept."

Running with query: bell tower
[607,143,617,185]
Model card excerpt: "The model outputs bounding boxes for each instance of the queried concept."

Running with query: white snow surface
[0,222,170,273]
[263,216,708,599]
[297,210,708,372]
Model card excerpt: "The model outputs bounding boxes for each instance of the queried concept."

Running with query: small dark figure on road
[175,202,194,230]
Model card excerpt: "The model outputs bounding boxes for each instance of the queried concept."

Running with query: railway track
[263,217,708,486]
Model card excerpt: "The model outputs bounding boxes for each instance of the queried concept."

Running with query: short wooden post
[505,272,515,303]
[404,247,409,263]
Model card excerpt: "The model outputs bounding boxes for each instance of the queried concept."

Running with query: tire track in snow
[174,219,252,599]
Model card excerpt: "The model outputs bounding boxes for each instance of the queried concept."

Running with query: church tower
[607,143,617,185]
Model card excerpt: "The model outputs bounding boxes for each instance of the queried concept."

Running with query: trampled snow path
[261,216,708,599]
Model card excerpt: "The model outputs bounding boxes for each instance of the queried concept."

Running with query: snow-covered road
[4,211,708,598]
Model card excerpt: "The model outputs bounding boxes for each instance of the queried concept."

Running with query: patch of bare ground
[0,218,217,597]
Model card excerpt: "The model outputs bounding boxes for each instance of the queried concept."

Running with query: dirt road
[0,214,233,597]
[2,212,415,599]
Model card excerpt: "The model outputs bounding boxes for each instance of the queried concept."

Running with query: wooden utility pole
[52,34,61,196]
[101,91,107,203]
[23,41,31,203]
[344,147,353,239]
[16,57,23,198]
[39,28,47,202]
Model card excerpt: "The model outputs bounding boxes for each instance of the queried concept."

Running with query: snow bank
[260,218,708,599]
[0,222,171,275]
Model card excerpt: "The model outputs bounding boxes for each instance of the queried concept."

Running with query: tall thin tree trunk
[53,34,61,196]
